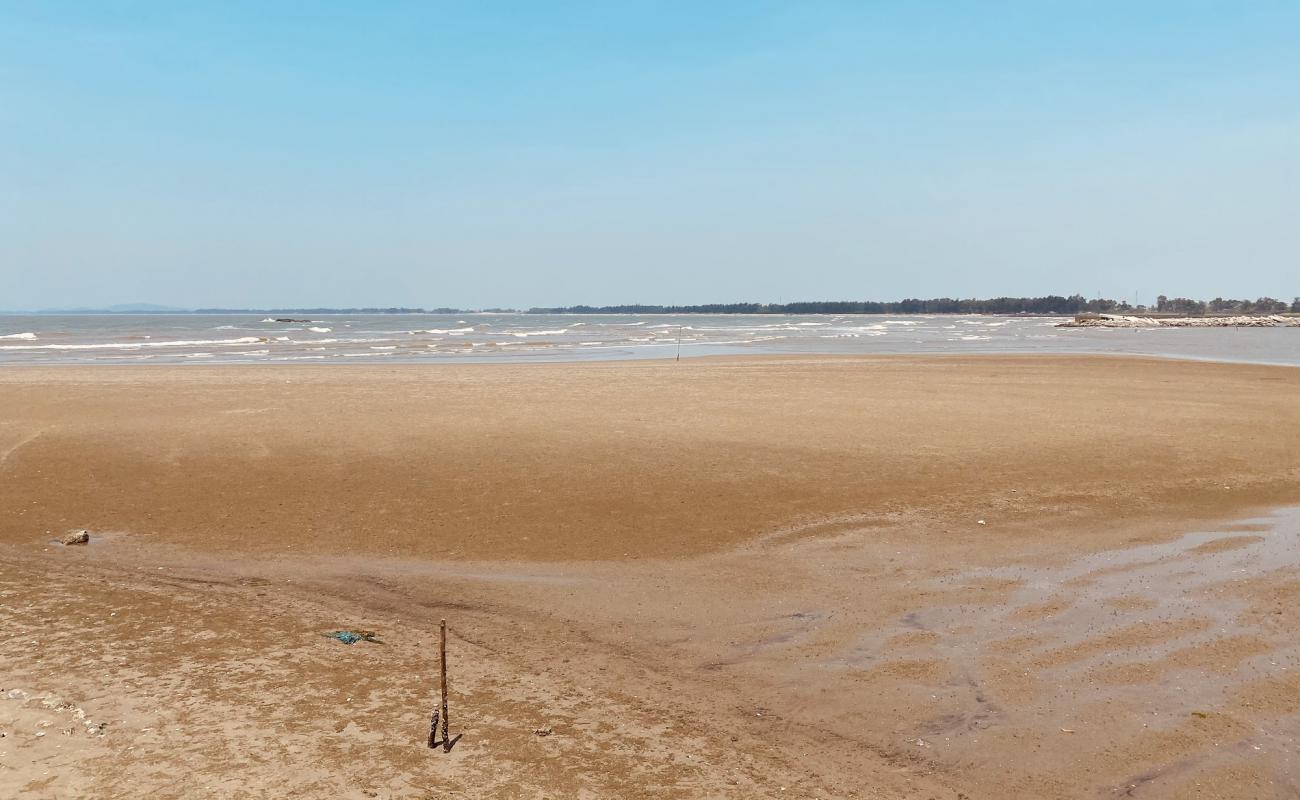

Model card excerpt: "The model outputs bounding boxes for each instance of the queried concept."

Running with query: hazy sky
[2,2,1297,309]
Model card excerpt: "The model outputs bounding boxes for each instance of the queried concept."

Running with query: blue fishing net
[323,630,379,645]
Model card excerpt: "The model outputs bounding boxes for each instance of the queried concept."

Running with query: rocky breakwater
[1059,314,1300,328]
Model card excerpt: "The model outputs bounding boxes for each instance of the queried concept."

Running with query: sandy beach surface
[3,355,1300,798]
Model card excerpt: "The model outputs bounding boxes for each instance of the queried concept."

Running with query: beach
[4,355,1300,798]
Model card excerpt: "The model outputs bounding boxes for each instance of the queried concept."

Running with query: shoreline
[4,347,1300,372]
[6,315,1300,370]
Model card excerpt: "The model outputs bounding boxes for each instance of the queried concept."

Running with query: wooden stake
[427,629,440,749]
[428,618,455,751]
[439,618,450,752]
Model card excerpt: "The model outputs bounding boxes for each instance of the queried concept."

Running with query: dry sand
[2,355,1300,798]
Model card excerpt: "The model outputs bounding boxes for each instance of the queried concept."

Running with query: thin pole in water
[676,325,682,362]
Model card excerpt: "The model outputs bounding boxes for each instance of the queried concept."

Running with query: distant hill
[17,303,192,314]
[106,303,189,313]
[192,307,442,314]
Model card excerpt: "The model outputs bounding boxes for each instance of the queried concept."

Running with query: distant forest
[527,295,1300,316]
[31,296,1298,316]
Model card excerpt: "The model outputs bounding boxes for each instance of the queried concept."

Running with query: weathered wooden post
[439,618,451,752]
[427,618,452,750]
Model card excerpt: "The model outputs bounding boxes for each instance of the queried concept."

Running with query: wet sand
[3,355,1300,798]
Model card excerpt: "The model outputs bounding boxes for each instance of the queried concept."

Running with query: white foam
[684,324,787,331]
[305,337,382,347]
[0,336,264,351]
[0,332,37,340]
[308,326,332,333]
[509,329,568,337]
[410,327,475,334]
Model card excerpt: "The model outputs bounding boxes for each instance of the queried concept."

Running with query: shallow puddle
[829,507,1300,796]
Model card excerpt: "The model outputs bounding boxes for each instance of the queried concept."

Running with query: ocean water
[1,313,1297,366]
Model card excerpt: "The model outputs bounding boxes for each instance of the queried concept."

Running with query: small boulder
[61,529,90,546]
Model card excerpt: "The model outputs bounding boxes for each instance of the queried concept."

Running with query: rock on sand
[61,529,90,545]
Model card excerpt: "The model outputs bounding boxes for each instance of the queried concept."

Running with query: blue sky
[2,1,1297,309]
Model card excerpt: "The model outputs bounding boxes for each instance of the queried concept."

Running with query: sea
[1,313,1297,367]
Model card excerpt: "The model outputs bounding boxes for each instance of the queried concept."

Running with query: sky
[1,1,1297,310]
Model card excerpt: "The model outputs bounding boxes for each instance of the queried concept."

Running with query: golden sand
[3,355,1299,798]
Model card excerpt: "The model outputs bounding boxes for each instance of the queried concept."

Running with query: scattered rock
[61,529,90,546]
[534,725,553,737]
[1059,313,1300,328]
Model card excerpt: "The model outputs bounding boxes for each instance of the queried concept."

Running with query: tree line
[179,296,1300,316]
[528,295,1300,315]
[1154,296,1298,315]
